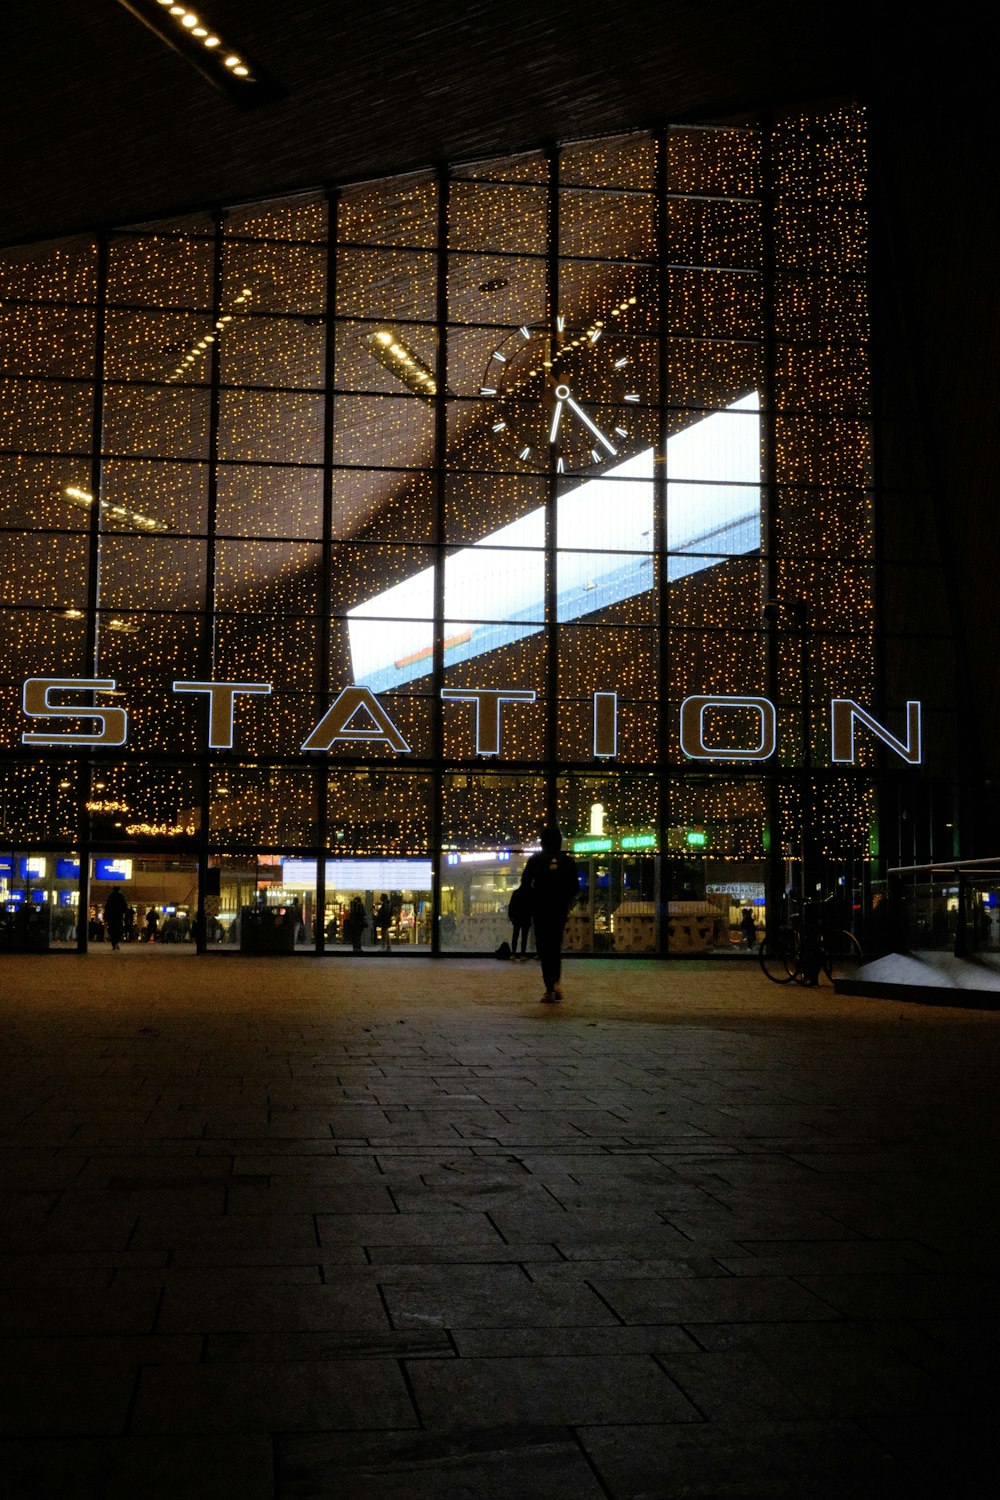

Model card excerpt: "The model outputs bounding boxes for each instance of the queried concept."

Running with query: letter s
[22,678,128,747]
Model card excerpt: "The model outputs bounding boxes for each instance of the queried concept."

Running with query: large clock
[480,297,643,473]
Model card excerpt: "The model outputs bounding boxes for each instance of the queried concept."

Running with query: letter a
[301,686,410,753]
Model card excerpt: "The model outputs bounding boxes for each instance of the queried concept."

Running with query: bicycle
[759,900,864,985]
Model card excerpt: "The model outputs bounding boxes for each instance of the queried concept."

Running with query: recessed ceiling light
[114,0,284,106]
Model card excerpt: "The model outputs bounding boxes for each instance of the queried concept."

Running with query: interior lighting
[364,328,437,398]
[62,485,169,532]
[166,287,252,383]
[114,1,283,105]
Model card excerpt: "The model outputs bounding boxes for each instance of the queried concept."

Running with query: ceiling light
[114,1,283,105]
[364,329,438,398]
[62,485,169,533]
[167,287,251,382]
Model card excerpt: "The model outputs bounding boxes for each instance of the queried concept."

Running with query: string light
[0,108,883,883]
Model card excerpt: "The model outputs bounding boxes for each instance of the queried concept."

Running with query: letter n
[831,700,922,765]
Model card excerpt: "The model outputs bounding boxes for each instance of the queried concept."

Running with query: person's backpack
[495,940,512,960]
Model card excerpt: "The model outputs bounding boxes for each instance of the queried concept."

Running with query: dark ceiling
[3,0,999,813]
[0,0,895,243]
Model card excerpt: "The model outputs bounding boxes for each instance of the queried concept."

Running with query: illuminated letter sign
[302,686,411,753]
[679,694,776,762]
[22,678,128,747]
[173,680,272,749]
[831,699,922,765]
[593,692,618,758]
[440,688,536,756]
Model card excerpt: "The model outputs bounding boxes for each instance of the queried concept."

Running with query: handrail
[887,857,1000,877]
[887,857,1000,959]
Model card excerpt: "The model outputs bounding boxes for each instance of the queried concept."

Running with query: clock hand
[549,396,564,444]
[554,384,617,456]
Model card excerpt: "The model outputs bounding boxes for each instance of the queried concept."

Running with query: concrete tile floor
[0,950,997,1498]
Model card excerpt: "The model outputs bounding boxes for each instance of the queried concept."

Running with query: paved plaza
[0,951,997,1498]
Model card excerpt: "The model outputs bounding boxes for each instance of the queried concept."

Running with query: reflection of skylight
[348,393,760,692]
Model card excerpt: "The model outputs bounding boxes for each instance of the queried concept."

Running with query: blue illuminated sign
[94,858,131,881]
[56,858,80,879]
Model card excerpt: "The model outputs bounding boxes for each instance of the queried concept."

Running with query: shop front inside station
[2,839,799,957]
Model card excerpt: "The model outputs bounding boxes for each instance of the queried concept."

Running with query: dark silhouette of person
[346,896,367,953]
[103,887,128,951]
[518,827,580,1002]
[507,883,531,959]
[374,894,392,951]
[740,908,757,949]
[144,905,159,944]
[123,904,136,943]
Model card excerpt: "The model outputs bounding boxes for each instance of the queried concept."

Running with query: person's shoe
[540,990,559,1003]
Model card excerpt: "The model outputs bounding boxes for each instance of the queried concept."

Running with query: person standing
[740,907,757,950]
[518,827,580,1003]
[374,894,392,952]
[144,905,159,944]
[103,886,128,951]
[507,882,531,960]
[346,895,367,953]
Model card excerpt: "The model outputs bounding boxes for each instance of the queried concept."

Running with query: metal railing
[887,858,1000,958]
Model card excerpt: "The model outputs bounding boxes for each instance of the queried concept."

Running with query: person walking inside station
[103,886,128,952]
[517,826,580,1003]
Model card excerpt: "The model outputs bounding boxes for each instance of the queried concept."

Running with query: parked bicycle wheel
[820,928,864,981]
[759,929,800,983]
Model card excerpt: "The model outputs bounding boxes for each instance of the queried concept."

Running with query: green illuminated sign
[685,828,707,848]
[572,837,613,855]
[621,833,656,850]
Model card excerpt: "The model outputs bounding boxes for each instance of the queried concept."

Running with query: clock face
[481,299,643,474]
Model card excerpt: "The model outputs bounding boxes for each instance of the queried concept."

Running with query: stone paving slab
[578,1418,938,1498]
[131,1357,417,1434]
[275,1426,608,1500]
[1,952,997,1497]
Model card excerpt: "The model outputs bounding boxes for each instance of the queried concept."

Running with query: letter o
[679,695,776,761]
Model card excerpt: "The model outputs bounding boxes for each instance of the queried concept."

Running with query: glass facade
[1,104,915,956]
